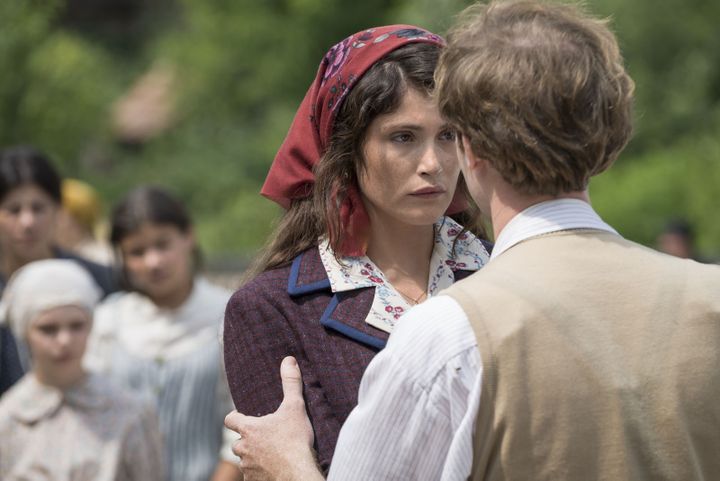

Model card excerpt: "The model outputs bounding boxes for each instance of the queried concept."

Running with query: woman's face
[119,222,195,303]
[27,305,91,388]
[358,88,460,230]
[0,184,58,264]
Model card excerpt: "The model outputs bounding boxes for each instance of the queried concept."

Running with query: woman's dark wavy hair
[0,145,62,204]
[245,42,485,281]
[110,185,201,290]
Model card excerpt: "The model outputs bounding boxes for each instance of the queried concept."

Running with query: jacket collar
[287,249,388,350]
[5,373,110,424]
[319,217,488,334]
[288,217,490,335]
[287,248,331,296]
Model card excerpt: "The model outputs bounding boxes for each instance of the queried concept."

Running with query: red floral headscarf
[261,25,456,256]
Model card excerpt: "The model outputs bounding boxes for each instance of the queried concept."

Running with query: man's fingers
[232,436,245,458]
[224,410,248,433]
[279,356,304,407]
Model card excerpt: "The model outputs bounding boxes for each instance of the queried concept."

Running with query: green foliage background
[1,0,719,264]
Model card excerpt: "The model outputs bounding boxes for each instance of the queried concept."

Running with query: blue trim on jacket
[287,251,386,351]
[319,294,387,350]
[288,254,332,296]
[284,244,489,352]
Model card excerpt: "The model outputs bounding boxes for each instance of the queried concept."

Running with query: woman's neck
[150,277,195,309]
[34,367,87,391]
[365,221,435,303]
[0,247,54,280]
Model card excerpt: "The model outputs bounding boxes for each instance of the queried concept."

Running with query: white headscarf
[0,259,102,342]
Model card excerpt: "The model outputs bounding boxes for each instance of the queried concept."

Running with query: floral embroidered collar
[318,216,489,334]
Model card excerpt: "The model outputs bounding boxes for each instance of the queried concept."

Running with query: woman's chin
[36,364,85,388]
[403,207,449,227]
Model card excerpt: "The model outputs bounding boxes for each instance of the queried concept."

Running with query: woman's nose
[144,249,163,269]
[19,208,36,228]
[57,328,73,347]
[418,144,443,176]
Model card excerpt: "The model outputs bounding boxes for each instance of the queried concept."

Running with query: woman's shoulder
[231,266,293,306]
[242,262,302,292]
[0,374,31,424]
[92,291,153,341]
[54,247,117,297]
[59,375,160,439]
[0,377,31,445]
[96,290,140,309]
[231,246,326,304]
[86,374,153,416]
[94,291,143,320]
[194,277,233,303]
[224,247,336,339]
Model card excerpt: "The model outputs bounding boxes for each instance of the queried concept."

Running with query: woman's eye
[1,204,21,215]
[38,325,59,336]
[155,239,170,251]
[31,202,48,215]
[70,321,87,332]
[391,132,414,143]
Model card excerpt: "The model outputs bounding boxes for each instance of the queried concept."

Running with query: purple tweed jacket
[223,246,477,472]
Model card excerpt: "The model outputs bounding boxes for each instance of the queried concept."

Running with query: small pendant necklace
[395,287,427,305]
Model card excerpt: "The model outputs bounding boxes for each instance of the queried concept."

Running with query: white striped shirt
[87,278,236,481]
[328,199,617,480]
[491,198,617,259]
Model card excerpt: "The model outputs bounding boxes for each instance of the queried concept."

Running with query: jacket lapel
[287,249,388,350]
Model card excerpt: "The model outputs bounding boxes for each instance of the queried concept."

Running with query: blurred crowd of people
[0,146,242,480]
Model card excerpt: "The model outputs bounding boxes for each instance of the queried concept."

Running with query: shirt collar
[7,373,110,424]
[103,278,229,361]
[318,217,490,333]
[491,198,618,260]
[319,216,488,293]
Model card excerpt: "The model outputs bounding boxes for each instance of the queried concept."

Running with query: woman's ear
[184,227,197,246]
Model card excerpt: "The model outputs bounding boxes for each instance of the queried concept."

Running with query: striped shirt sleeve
[327,295,483,481]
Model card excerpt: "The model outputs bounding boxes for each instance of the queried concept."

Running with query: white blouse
[0,373,164,481]
[85,277,236,481]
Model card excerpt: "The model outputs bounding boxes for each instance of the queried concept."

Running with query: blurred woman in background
[0,146,115,294]
[85,185,241,481]
[0,145,115,396]
[0,259,163,480]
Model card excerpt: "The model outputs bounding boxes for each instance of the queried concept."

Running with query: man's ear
[454,133,466,162]
[461,135,482,170]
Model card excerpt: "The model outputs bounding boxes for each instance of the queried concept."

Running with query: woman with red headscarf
[223,25,491,473]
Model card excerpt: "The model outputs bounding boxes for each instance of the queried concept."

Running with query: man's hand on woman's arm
[224,357,325,481]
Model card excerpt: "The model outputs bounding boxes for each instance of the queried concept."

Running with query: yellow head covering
[61,179,102,233]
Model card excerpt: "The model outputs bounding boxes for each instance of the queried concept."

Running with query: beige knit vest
[445,230,720,481]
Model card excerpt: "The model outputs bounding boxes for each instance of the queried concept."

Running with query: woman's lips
[55,353,76,363]
[410,186,446,197]
[150,271,171,283]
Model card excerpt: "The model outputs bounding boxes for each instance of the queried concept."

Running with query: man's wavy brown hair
[436,0,635,195]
